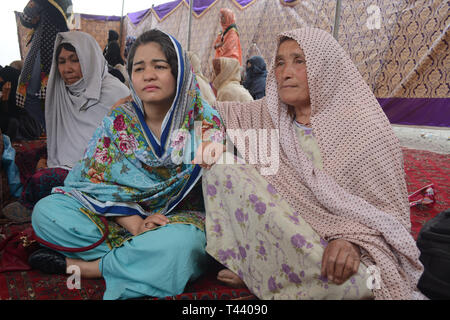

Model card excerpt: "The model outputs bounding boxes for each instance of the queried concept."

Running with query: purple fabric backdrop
[87,0,257,24]
[378,98,450,127]
[127,8,151,25]
[186,0,220,16]
[78,1,449,128]
[153,0,183,21]
[151,0,257,21]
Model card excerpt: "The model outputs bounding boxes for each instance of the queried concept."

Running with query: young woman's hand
[192,141,225,169]
[115,214,169,236]
[115,215,143,236]
[139,213,169,234]
[321,239,361,285]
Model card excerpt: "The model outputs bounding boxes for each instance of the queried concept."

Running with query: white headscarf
[45,31,130,169]
[186,51,216,107]
[213,57,253,102]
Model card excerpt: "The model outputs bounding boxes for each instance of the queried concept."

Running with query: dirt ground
[392,125,450,155]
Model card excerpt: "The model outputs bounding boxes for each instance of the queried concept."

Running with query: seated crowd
[0,5,428,301]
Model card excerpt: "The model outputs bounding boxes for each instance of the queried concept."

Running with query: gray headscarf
[45,31,130,169]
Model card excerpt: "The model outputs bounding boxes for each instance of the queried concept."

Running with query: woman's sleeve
[19,0,44,29]
[213,33,221,46]
[219,31,241,62]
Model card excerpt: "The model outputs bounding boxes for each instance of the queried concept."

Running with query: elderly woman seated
[2,31,130,222]
[198,27,426,300]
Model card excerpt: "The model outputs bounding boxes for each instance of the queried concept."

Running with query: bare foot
[217,269,247,288]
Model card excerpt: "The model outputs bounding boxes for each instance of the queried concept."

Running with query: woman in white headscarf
[45,31,130,169]
[2,31,130,222]
[212,57,253,103]
[187,51,216,107]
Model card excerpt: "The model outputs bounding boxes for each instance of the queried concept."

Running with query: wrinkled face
[274,39,310,109]
[220,13,226,25]
[57,48,83,85]
[131,42,176,109]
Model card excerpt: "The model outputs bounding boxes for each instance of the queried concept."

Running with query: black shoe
[28,248,67,274]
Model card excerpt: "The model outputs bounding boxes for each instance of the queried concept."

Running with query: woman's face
[220,13,226,25]
[131,42,176,109]
[57,48,83,85]
[274,39,310,109]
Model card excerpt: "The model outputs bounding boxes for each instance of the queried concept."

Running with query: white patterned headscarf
[45,31,130,169]
[214,27,425,300]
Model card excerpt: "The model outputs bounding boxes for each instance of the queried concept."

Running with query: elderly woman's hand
[321,239,361,285]
[192,141,226,169]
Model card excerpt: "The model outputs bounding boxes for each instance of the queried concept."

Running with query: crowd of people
[0,2,428,301]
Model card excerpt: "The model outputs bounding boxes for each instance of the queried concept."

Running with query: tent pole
[333,0,342,40]
[119,0,125,52]
[187,0,193,51]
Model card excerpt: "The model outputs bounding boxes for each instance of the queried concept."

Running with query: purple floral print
[255,201,266,215]
[207,184,217,196]
[291,234,306,248]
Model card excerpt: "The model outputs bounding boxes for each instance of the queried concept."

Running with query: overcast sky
[0,0,169,66]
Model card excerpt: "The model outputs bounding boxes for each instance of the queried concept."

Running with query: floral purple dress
[203,122,374,300]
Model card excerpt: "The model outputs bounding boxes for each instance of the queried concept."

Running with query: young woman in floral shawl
[29,29,224,300]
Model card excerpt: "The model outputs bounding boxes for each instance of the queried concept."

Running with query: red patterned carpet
[0,146,449,300]
[403,148,450,240]
[0,254,252,300]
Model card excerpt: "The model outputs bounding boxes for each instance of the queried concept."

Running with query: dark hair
[127,29,178,81]
[108,30,119,42]
[55,42,77,63]
[104,41,124,66]
[279,35,293,46]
